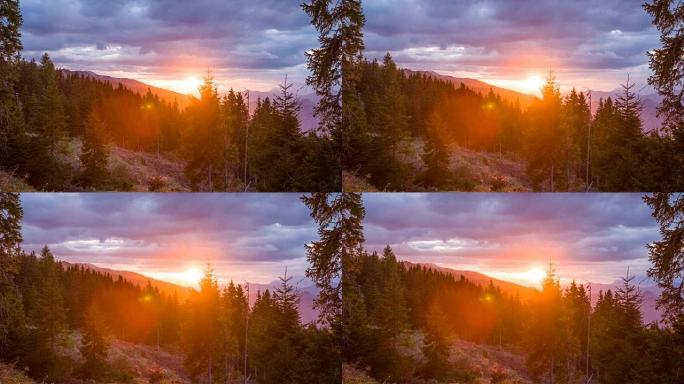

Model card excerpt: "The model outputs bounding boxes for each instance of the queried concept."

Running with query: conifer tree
[79,302,110,379]
[0,192,25,358]
[525,265,577,383]
[79,110,109,188]
[375,246,408,350]
[525,73,564,191]
[33,246,67,358]
[302,192,366,368]
[0,0,23,166]
[644,0,684,132]
[419,110,451,189]
[183,266,222,382]
[644,193,684,324]
[302,0,365,134]
[184,74,223,191]
[302,193,365,326]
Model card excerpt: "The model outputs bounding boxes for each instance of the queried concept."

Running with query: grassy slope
[59,138,191,192]
[0,364,36,384]
[344,332,532,384]
[53,331,191,384]
[342,139,532,192]
[0,171,36,191]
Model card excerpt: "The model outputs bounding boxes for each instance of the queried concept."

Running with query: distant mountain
[405,261,662,324]
[588,280,661,325]
[403,261,539,301]
[58,261,319,324]
[247,280,319,324]
[590,89,662,132]
[60,69,319,132]
[59,261,196,301]
[404,69,539,109]
[60,69,196,110]
[246,89,318,132]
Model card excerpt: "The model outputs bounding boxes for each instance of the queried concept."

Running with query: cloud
[362,193,657,283]
[362,0,658,91]
[18,193,658,285]
[20,193,315,283]
[20,0,315,91]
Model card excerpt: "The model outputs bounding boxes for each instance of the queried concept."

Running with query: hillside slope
[404,261,539,302]
[61,70,196,110]
[405,69,538,109]
[61,261,196,302]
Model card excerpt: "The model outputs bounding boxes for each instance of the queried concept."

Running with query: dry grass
[342,364,379,384]
[56,331,191,384]
[0,170,35,191]
[342,171,379,192]
[447,339,532,384]
[0,363,36,384]
[107,146,190,192]
[445,145,531,192]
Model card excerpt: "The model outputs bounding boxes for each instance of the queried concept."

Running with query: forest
[0,192,340,384]
[336,0,684,192]
[297,192,684,384]
[0,1,339,192]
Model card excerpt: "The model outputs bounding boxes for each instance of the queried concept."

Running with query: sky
[363,0,658,94]
[20,193,658,290]
[20,0,658,96]
[20,193,317,287]
[361,193,658,287]
[19,0,315,94]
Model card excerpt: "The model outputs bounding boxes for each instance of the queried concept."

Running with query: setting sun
[525,267,546,284]
[182,267,204,284]
[177,76,201,95]
[521,75,544,94]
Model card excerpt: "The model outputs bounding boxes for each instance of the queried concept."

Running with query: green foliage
[79,302,110,379]
[79,110,109,188]
[644,193,684,324]
[644,0,684,132]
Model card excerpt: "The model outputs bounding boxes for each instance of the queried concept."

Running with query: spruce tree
[644,0,684,132]
[643,193,684,324]
[79,302,110,379]
[183,266,222,382]
[302,192,366,367]
[302,0,365,134]
[0,0,23,166]
[79,110,109,188]
[184,73,223,191]
[0,192,25,358]
[419,111,451,189]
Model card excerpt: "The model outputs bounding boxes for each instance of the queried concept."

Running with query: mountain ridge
[57,260,319,324]
[59,69,319,132]
[404,261,662,324]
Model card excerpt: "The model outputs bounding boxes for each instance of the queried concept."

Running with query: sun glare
[525,267,546,284]
[522,75,544,94]
[181,267,204,285]
[178,76,201,95]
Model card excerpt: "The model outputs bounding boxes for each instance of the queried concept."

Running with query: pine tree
[375,246,408,350]
[183,265,222,383]
[643,193,684,324]
[525,264,578,383]
[419,110,451,189]
[302,193,365,326]
[302,0,365,134]
[0,0,23,166]
[0,192,25,358]
[184,73,223,191]
[79,110,109,188]
[525,73,564,191]
[79,302,110,379]
[644,0,684,132]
